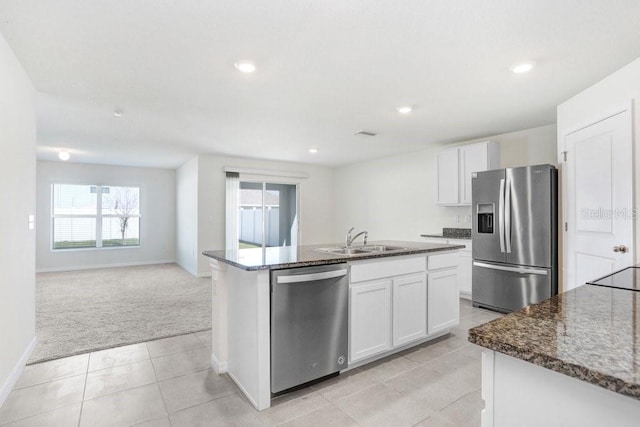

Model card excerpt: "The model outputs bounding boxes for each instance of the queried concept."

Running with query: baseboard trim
[176,261,198,277]
[211,353,228,374]
[36,259,177,273]
[0,336,37,407]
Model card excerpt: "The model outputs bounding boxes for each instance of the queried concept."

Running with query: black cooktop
[587,266,640,292]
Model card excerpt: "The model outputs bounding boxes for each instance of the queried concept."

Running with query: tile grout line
[13,354,91,391]
[271,402,334,426]
[87,343,151,373]
[437,387,481,413]
[0,403,82,427]
[77,352,91,427]
[166,391,239,422]
[148,342,171,422]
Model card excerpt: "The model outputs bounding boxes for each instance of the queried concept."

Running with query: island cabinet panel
[483,350,640,427]
[423,238,472,299]
[427,268,459,334]
[349,279,392,363]
[350,256,426,283]
[392,273,427,347]
[457,241,472,299]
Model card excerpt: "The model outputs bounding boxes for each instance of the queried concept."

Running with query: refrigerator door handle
[498,178,505,253]
[505,179,512,253]
[473,261,548,276]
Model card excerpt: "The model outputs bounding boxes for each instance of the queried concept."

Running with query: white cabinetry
[349,256,426,364]
[457,243,472,299]
[436,148,459,205]
[437,141,499,206]
[426,252,459,334]
[349,279,392,361]
[392,274,427,347]
[349,253,458,365]
[423,238,472,299]
[427,268,459,334]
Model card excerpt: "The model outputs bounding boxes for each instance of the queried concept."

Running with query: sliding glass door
[237,181,298,249]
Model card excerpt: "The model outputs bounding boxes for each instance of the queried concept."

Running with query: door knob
[613,245,628,253]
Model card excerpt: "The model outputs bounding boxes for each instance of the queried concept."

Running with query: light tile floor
[0,301,502,427]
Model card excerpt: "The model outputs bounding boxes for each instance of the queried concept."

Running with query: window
[238,181,298,249]
[52,184,140,250]
[225,172,299,251]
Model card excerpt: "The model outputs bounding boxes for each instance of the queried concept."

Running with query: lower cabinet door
[349,280,392,363]
[392,273,427,347]
[427,268,460,334]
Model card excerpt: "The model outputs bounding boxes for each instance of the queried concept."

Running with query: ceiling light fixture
[396,106,412,114]
[235,61,256,73]
[58,150,70,161]
[354,130,377,137]
[510,62,535,74]
[113,109,123,117]
[308,148,318,154]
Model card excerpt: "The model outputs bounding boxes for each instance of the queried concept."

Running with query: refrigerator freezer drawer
[472,261,552,313]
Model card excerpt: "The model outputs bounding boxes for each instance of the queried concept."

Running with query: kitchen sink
[315,247,371,255]
[357,245,408,252]
[315,245,409,256]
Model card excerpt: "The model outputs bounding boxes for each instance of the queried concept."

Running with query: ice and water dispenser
[477,203,494,234]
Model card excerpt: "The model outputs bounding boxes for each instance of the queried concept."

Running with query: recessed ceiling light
[510,62,535,74]
[396,106,412,114]
[58,151,70,161]
[235,61,256,73]
[308,148,318,154]
[113,109,123,117]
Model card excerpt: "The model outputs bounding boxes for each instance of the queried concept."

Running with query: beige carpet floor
[29,263,211,364]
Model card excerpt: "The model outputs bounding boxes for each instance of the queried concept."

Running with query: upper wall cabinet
[437,141,500,206]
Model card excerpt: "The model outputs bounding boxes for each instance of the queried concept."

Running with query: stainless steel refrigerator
[472,164,558,313]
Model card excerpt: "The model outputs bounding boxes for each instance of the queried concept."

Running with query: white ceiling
[1,0,640,169]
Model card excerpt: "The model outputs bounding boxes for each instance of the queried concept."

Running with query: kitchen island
[469,283,640,427]
[202,240,463,410]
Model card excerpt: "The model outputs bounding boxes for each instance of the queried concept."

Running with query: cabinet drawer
[350,256,426,284]
[427,252,458,270]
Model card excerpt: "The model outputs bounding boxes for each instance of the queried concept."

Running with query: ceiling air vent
[354,130,377,137]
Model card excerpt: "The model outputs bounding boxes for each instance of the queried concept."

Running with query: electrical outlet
[28,214,35,230]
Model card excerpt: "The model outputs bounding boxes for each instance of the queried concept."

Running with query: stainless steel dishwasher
[270,263,349,394]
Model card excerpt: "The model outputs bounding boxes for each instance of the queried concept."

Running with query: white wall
[176,157,199,275]
[557,56,640,288]
[0,34,37,404]
[36,161,176,272]
[175,154,335,276]
[333,124,557,242]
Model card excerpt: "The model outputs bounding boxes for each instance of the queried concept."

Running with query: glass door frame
[238,177,301,250]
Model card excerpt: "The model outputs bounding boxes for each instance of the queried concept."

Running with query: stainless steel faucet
[345,227,368,247]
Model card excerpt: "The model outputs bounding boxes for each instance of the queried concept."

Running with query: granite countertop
[202,240,464,271]
[469,284,640,400]
[421,227,471,240]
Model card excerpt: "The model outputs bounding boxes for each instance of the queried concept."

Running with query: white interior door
[564,108,633,291]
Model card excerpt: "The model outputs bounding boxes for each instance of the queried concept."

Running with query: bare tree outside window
[102,186,140,246]
[51,184,140,249]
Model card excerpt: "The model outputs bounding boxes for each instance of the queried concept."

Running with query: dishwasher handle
[276,268,348,284]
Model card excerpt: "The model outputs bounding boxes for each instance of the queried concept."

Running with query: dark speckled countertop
[421,227,472,240]
[202,240,464,271]
[469,284,640,400]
